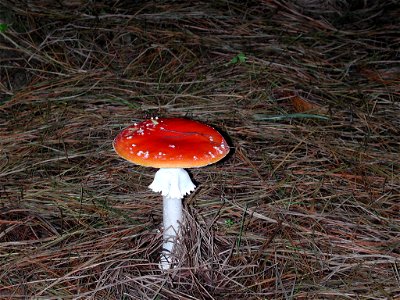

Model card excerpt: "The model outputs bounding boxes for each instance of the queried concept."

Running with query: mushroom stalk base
[148,168,196,270]
[161,196,182,270]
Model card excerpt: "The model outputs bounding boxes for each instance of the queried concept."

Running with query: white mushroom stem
[161,196,182,269]
[148,168,195,270]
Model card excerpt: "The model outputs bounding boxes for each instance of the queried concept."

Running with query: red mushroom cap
[113,118,229,168]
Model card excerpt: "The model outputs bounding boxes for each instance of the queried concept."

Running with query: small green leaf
[237,52,247,63]
[225,219,235,227]
[229,52,247,65]
[0,23,8,33]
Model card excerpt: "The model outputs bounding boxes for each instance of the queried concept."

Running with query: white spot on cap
[193,156,198,160]
[213,146,223,154]
[126,136,133,140]
[137,150,149,159]
[209,136,214,141]
[208,151,215,158]
[131,143,136,147]
[168,144,175,148]
[137,128,144,135]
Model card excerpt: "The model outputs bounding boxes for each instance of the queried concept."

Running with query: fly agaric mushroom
[113,117,229,269]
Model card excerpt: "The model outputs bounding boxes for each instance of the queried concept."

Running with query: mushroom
[113,117,229,269]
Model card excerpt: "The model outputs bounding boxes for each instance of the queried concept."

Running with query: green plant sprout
[0,23,8,32]
[224,218,235,228]
[229,52,247,65]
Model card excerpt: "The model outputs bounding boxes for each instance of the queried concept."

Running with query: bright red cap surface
[113,118,229,168]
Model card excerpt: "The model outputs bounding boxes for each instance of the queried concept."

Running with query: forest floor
[0,1,399,299]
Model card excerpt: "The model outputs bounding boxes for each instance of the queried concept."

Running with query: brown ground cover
[0,1,399,299]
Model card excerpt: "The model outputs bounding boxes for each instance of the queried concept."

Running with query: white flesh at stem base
[148,168,196,270]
